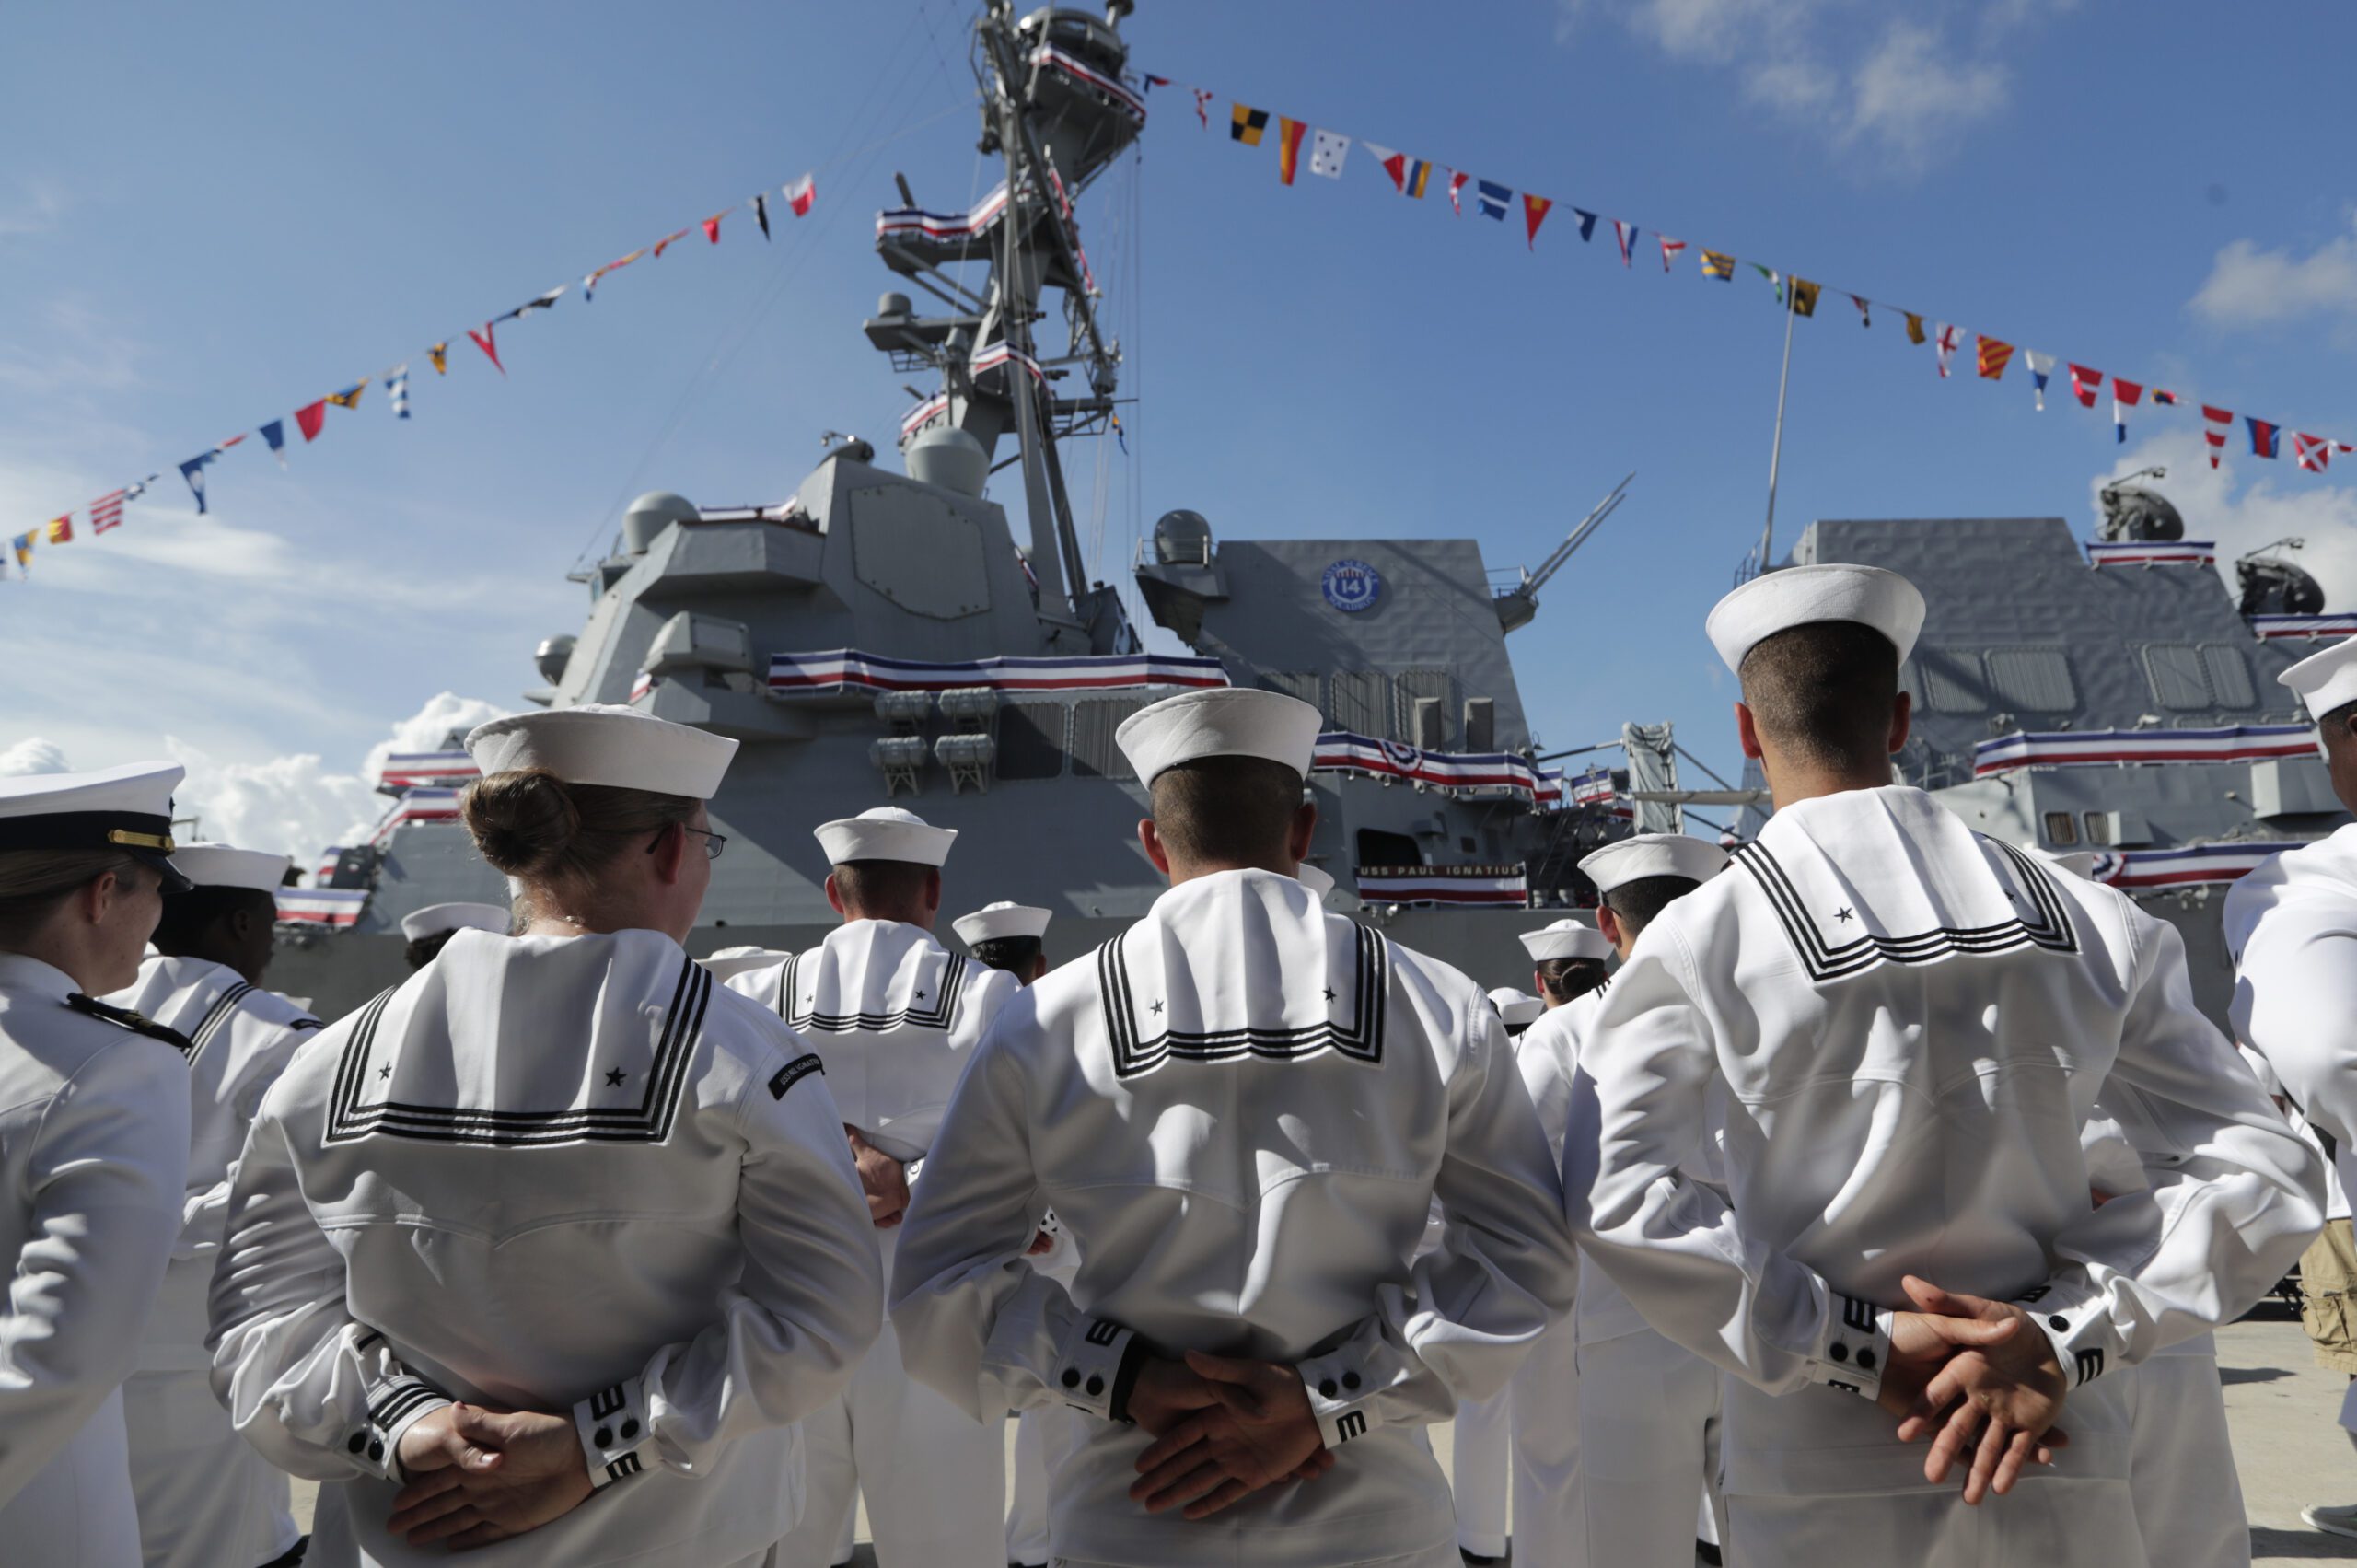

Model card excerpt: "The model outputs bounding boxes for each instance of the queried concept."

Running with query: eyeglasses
[648,825,727,861]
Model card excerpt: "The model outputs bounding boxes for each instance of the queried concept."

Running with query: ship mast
[864,1,1143,652]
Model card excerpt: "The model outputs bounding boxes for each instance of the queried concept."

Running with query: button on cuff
[572,1377,653,1490]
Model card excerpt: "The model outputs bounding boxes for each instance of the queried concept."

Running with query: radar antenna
[1495,473,1633,633]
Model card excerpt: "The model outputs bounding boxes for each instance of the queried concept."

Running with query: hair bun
[462,770,582,878]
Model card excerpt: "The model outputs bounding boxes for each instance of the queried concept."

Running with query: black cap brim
[134,850,193,894]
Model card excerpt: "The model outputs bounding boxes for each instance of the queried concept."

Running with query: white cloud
[62,691,519,871]
[2189,215,2357,330]
[2093,431,2357,611]
[1562,0,2045,174]
[0,738,71,776]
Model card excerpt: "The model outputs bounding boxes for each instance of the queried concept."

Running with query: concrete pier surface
[292,1311,2354,1564]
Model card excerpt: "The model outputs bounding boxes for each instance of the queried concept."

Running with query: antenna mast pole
[1756,283,1798,574]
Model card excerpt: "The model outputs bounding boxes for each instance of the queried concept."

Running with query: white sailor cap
[464,704,738,800]
[1115,688,1322,786]
[399,901,510,942]
[0,761,191,891]
[1579,833,1728,894]
[1518,918,1612,962]
[2049,850,2103,881]
[952,901,1051,946]
[1295,861,1336,896]
[2278,633,2357,721]
[1487,987,1545,1029]
[815,806,957,867]
[1705,563,1927,675]
[169,842,291,894]
[699,944,792,981]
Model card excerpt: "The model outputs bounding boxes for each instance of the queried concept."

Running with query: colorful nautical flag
[296,401,327,442]
[428,343,447,376]
[751,192,771,238]
[1308,128,1351,179]
[1932,323,1962,377]
[505,286,563,319]
[2202,405,2232,468]
[261,420,287,467]
[1275,118,1307,183]
[1446,170,1469,215]
[1789,277,1820,317]
[2069,364,2103,408]
[469,322,504,376]
[1976,335,2014,379]
[2247,417,2281,459]
[10,534,30,569]
[1230,103,1269,145]
[218,433,247,449]
[2151,388,2179,407]
[2112,377,2143,444]
[1701,250,1736,281]
[1904,312,1926,344]
[1401,158,1433,197]
[1475,180,1510,220]
[651,227,691,259]
[2024,351,2055,410]
[1655,235,1684,273]
[327,381,366,411]
[178,452,214,514]
[1191,88,1213,129]
[1612,220,1638,267]
[46,514,70,545]
[385,365,411,420]
[702,213,723,244]
[1522,193,1551,248]
[2294,433,2338,472]
[784,173,815,216]
[1570,208,1598,243]
[1371,145,1434,197]
[89,490,125,533]
[1851,295,1871,327]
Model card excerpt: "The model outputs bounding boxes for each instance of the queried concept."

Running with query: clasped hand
[1126,1351,1336,1520]
[1875,1274,2073,1504]
[387,1402,595,1551]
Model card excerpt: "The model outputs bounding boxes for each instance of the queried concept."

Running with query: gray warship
[269,0,1678,1019]
[1738,470,2353,1023]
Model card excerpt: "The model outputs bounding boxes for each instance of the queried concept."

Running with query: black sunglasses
[648,825,727,861]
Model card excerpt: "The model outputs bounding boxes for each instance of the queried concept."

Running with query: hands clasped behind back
[1877,1275,2072,1504]
[388,1404,596,1551]
[1127,1351,1337,1522]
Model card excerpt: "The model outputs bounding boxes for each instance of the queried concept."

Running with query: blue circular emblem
[1321,559,1383,614]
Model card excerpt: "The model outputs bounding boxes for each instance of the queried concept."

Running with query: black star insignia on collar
[1323,987,1337,1002]
[1834,906,1855,923]
[1150,998,1164,1015]
[913,989,927,1002]
[378,1062,392,1079]
[605,1068,627,1086]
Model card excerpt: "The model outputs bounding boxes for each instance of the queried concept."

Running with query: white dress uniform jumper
[107,950,319,1568]
[889,868,1582,1568]
[209,927,884,1568]
[733,916,1018,1568]
[1569,784,2327,1568]
[0,761,196,1568]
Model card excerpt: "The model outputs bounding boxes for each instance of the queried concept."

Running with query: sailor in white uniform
[398,901,508,969]
[104,842,320,1568]
[1552,834,1732,1568]
[1487,988,1542,1036]
[0,762,195,1568]
[1492,919,1615,1568]
[2224,631,2357,1542]
[890,688,1582,1568]
[702,944,795,1005]
[208,705,883,1567]
[1567,564,2326,1567]
[945,901,1074,1568]
[761,807,1021,1568]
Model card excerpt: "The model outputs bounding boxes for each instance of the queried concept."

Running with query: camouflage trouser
[2303,1217,2357,1376]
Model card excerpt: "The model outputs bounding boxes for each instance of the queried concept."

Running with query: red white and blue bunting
[1353,864,1529,907]
[2084,842,2300,889]
[377,750,482,791]
[1312,732,1568,807]
[1974,724,2315,777]
[2247,614,2357,641]
[2084,540,2217,568]
[276,889,369,927]
[767,648,1229,694]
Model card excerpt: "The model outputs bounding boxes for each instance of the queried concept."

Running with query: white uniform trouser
[124,1366,301,1568]
[1449,1386,1512,1557]
[779,1307,1004,1567]
[1573,1324,1722,1568]
[0,1388,143,1568]
[1007,1402,1087,1565]
[2120,1335,2247,1568]
[1506,1313,1581,1567]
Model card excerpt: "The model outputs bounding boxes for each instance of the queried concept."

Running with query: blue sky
[5,0,2356,855]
